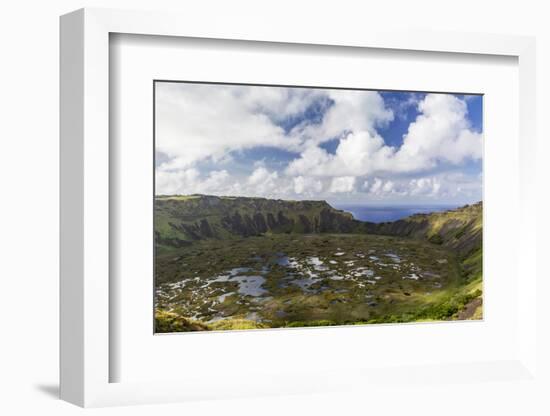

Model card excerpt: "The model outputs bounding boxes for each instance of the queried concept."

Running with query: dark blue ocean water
[332,204,458,223]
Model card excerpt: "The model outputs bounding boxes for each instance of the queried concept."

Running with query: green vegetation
[428,234,444,245]
[154,195,483,332]
[372,201,482,257]
[155,310,210,332]
[209,319,267,331]
[155,311,268,332]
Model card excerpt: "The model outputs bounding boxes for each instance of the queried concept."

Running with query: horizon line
[154,193,482,206]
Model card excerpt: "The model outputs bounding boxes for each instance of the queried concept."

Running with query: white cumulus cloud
[289,89,394,147]
[393,94,482,171]
[293,176,323,195]
[329,176,356,193]
[155,83,316,171]
[286,93,482,179]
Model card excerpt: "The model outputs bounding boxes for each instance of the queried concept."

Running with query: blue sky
[155,82,483,206]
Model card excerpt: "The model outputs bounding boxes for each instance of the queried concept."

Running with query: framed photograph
[153,80,484,333]
[60,8,539,408]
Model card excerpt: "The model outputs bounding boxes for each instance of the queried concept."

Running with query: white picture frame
[60,7,538,408]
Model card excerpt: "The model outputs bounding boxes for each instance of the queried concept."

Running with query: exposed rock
[155,195,482,259]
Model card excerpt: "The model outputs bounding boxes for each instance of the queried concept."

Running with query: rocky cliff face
[155,195,482,257]
[155,194,362,247]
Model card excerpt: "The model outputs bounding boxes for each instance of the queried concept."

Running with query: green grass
[209,319,267,331]
[155,310,268,332]
[155,310,210,332]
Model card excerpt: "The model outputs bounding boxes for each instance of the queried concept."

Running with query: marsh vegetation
[154,196,482,332]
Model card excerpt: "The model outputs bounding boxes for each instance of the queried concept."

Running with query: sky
[155,82,483,206]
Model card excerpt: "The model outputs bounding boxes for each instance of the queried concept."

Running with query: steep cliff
[155,194,363,247]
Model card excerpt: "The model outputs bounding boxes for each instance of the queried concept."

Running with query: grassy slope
[369,201,483,321]
[370,202,482,256]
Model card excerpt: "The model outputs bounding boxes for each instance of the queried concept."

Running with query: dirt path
[457,297,482,320]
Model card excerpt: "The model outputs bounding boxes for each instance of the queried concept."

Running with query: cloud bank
[155,82,482,204]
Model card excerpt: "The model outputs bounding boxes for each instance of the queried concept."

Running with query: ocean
[332,204,459,223]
